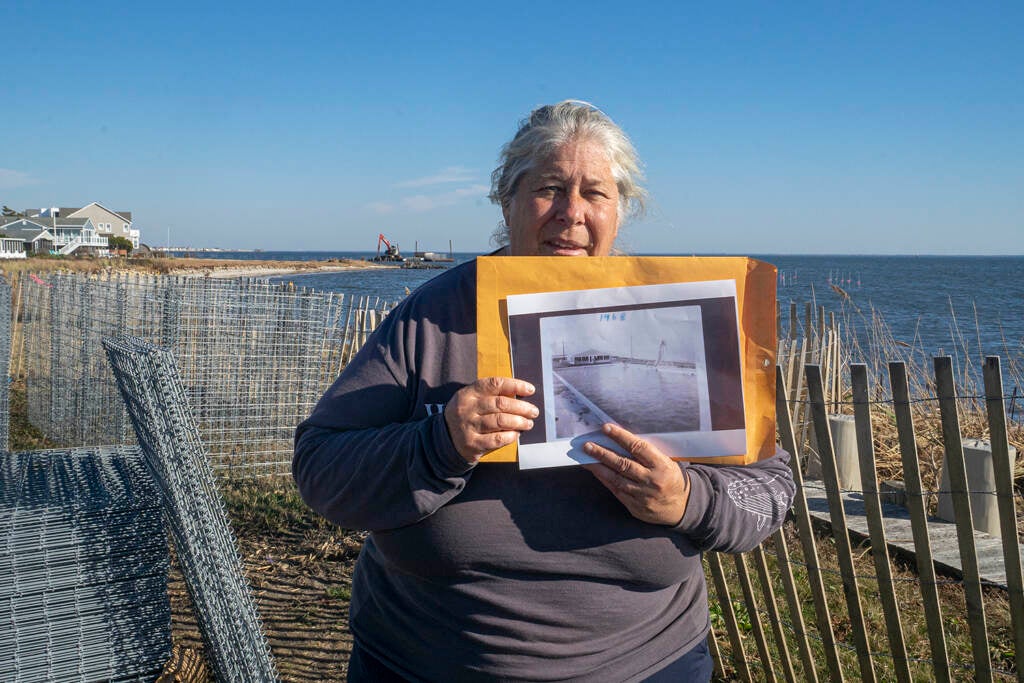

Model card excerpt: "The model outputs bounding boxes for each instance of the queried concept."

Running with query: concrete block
[805,414,861,492]
[936,438,1017,537]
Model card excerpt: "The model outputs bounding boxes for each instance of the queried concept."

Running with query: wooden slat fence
[706,354,1023,681]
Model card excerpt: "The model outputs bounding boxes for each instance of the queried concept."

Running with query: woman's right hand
[443,377,538,464]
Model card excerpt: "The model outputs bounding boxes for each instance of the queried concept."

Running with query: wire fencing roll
[19,272,393,477]
[103,335,278,681]
[0,276,10,451]
[0,446,171,682]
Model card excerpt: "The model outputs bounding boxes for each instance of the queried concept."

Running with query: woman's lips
[542,239,589,256]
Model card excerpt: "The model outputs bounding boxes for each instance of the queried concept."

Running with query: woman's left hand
[582,423,691,526]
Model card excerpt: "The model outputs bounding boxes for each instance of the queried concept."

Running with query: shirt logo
[424,403,445,416]
[726,474,789,530]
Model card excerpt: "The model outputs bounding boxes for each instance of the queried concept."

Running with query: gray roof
[54,217,92,228]
[1,217,47,230]
[22,208,70,217]
[26,205,132,223]
[66,204,132,223]
[0,224,52,241]
[3,216,91,229]
[572,348,611,357]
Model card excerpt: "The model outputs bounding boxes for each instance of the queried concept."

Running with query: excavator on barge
[371,233,404,262]
[370,234,454,268]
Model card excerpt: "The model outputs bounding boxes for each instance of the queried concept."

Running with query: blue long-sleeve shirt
[294,258,795,682]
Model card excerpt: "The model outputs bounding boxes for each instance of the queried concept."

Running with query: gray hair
[488,100,646,245]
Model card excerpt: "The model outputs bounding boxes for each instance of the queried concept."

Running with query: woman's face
[503,138,620,257]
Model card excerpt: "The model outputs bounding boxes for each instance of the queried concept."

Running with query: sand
[193,263,388,279]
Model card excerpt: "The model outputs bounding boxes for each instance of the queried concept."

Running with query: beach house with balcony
[0,216,107,255]
[33,203,140,249]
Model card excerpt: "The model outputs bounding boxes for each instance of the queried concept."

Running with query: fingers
[598,423,662,468]
[480,376,535,398]
[584,438,644,481]
[491,393,538,420]
[584,460,645,496]
[444,377,539,463]
[582,423,690,526]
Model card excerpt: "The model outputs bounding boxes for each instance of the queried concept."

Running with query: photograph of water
[507,279,747,468]
[553,363,702,438]
[539,305,710,439]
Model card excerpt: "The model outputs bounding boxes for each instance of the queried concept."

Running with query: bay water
[175,251,1024,376]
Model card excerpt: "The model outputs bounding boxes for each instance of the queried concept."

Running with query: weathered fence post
[706,552,752,682]
[732,553,779,683]
[775,366,843,682]
[850,364,912,683]
[828,414,861,490]
[806,364,876,683]
[764,528,819,682]
[888,361,951,682]
[933,355,992,681]
[981,356,1024,683]
[749,547,795,681]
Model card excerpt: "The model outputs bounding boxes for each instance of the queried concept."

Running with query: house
[569,349,613,366]
[0,216,106,255]
[33,202,139,249]
[0,218,55,256]
[0,237,28,258]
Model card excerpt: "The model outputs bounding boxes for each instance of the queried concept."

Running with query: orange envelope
[476,256,777,465]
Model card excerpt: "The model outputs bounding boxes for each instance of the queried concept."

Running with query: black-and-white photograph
[542,305,709,439]
[507,280,746,469]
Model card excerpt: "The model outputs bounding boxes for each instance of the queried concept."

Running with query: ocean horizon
[168,251,1024,376]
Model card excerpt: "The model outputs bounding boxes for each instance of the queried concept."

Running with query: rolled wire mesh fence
[0,277,9,451]
[20,272,392,477]
[103,335,278,682]
[0,446,171,682]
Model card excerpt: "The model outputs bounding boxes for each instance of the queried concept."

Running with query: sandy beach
[0,255,396,280]
[180,261,394,279]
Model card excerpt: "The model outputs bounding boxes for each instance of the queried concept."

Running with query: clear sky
[2,2,1020,254]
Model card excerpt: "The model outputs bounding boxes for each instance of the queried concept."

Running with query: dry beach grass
[0,253,390,281]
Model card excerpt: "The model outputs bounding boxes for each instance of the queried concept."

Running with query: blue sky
[2,2,1020,254]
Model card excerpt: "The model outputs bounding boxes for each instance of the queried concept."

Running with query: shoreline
[0,256,397,280]
[181,262,397,279]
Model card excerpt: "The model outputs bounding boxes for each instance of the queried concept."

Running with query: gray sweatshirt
[294,259,795,682]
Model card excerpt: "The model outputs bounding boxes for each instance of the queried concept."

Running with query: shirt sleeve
[672,446,795,553]
[292,296,476,532]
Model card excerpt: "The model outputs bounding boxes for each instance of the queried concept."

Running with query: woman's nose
[557,191,585,224]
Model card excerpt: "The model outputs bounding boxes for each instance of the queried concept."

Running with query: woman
[294,101,795,682]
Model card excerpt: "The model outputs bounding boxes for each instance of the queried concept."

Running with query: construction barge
[370,234,454,269]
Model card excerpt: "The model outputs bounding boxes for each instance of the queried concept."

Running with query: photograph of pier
[507,279,747,468]
[540,305,711,440]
